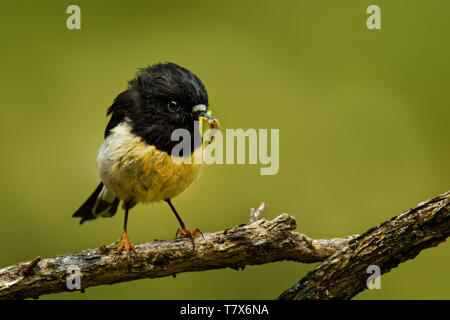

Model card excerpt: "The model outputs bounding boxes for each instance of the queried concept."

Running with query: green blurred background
[0,0,448,299]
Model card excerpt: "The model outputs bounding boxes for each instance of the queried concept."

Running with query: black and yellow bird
[73,62,219,259]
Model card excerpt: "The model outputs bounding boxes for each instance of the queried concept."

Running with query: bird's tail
[73,183,120,224]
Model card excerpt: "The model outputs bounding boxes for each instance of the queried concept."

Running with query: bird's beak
[199,111,220,129]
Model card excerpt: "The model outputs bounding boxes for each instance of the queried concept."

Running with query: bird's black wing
[104,90,140,138]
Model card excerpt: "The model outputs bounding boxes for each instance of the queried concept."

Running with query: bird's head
[130,62,218,130]
[107,62,219,154]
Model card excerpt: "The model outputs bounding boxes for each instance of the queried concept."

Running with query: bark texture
[1,190,448,300]
[0,214,353,300]
[279,190,450,300]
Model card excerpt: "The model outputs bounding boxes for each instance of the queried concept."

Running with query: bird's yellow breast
[97,121,202,203]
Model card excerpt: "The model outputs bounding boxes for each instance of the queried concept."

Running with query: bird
[72,62,219,260]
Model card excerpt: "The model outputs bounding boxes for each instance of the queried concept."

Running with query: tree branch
[1,190,448,300]
[278,190,450,300]
[0,213,353,300]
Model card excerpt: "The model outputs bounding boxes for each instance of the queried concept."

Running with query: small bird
[73,62,219,260]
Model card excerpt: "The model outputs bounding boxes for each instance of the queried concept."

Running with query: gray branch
[1,190,448,300]
[279,190,450,300]
[0,213,353,300]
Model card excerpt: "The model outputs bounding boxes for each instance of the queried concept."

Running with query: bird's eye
[168,100,180,112]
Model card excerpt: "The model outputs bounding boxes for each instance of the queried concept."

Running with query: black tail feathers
[73,183,120,224]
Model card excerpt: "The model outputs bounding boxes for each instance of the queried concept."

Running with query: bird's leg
[115,202,136,261]
[165,199,203,249]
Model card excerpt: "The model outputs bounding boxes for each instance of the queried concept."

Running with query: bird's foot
[175,227,204,250]
[115,231,136,262]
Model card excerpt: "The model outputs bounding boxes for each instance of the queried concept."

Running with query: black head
[105,62,214,154]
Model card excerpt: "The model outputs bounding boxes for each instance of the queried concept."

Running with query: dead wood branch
[0,213,353,300]
[279,190,450,300]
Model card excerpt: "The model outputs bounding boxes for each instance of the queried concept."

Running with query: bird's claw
[114,231,136,262]
[175,227,204,249]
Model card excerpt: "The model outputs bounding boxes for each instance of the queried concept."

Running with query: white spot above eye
[192,104,207,113]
